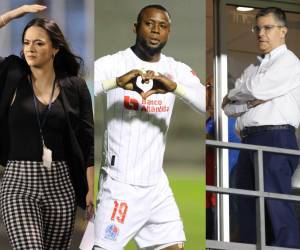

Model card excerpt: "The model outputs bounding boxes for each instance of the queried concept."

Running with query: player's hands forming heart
[116,69,144,94]
[117,69,177,99]
[140,70,177,99]
[116,69,177,99]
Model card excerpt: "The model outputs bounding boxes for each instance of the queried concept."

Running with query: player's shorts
[94,171,186,250]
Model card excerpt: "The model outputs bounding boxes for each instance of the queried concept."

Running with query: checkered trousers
[0,160,76,250]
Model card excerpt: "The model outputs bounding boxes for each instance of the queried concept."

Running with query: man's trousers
[236,126,300,248]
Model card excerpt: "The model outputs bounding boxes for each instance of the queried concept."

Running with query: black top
[8,79,67,161]
[0,55,94,209]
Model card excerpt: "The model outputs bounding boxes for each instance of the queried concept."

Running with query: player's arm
[173,78,205,113]
[142,66,205,113]
[94,56,113,95]
[172,64,205,113]
[96,69,147,95]
[94,56,146,96]
[96,70,140,91]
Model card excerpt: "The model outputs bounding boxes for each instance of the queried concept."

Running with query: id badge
[42,145,52,170]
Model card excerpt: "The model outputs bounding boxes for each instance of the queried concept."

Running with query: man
[222,7,300,248]
[94,5,205,250]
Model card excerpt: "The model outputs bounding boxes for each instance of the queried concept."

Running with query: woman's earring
[52,54,55,60]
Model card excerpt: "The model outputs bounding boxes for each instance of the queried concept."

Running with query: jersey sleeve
[174,62,205,113]
[94,55,115,96]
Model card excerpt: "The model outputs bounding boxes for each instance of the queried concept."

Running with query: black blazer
[0,55,94,209]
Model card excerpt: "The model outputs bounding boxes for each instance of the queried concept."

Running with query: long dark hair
[21,18,83,78]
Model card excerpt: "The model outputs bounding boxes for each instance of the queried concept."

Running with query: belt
[241,124,295,138]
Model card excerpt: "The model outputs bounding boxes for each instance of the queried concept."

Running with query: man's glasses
[251,25,285,34]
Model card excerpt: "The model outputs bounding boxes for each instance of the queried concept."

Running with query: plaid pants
[0,161,76,250]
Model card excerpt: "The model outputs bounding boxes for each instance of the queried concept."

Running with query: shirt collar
[257,44,287,62]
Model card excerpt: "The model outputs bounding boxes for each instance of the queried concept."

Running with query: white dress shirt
[226,44,300,130]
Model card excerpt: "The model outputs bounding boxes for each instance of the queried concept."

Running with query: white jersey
[95,48,205,186]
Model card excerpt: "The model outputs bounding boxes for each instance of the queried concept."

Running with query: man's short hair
[256,7,287,27]
[136,5,171,24]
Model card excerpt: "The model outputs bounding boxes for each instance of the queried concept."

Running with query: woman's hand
[1,4,46,28]
[13,4,47,18]
[86,188,94,221]
[86,166,94,220]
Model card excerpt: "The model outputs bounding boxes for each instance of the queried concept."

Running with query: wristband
[102,78,118,92]
[174,83,186,97]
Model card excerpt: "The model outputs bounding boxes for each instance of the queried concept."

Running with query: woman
[0,4,94,249]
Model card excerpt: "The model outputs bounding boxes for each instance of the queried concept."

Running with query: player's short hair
[136,5,171,24]
[256,7,287,27]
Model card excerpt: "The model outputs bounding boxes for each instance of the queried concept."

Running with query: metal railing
[206,139,300,250]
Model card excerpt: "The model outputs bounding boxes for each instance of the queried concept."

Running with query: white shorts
[94,171,185,250]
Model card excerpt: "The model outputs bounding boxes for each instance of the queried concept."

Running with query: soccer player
[94,5,205,249]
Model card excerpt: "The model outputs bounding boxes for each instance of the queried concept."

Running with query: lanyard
[29,75,56,144]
